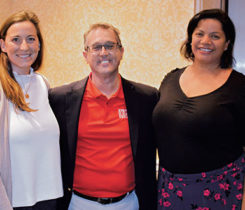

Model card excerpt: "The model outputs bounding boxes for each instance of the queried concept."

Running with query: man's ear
[119,47,124,60]
[83,50,89,63]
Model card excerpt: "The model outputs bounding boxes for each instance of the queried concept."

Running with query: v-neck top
[152,67,245,173]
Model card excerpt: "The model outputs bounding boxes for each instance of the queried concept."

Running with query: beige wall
[0,0,194,88]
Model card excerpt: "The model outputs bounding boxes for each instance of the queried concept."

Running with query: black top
[152,67,245,174]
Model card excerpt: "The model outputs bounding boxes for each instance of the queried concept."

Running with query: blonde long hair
[0,10,44,111]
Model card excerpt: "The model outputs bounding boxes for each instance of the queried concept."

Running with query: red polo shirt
[73,74,135,197]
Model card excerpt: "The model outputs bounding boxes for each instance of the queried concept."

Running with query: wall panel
[0,0,193,87]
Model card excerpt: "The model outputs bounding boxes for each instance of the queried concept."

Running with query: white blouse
[9,70,63,207]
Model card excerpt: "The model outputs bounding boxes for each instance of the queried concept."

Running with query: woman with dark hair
[153,9,245,209]
[0,11,63,209]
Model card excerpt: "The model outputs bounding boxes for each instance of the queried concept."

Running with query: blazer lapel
[122,78,140,158]
[65,77,88,162]
[64,77,140,160]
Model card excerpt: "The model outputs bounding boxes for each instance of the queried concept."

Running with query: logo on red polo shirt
[118,109,128,119]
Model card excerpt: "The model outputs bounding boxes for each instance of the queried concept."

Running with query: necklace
[18,75,33,99]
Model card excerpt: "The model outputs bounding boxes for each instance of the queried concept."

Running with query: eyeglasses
[86,42,121,53]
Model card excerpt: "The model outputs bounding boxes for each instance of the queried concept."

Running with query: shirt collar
[87,73,124,99]
[12,68,34,78]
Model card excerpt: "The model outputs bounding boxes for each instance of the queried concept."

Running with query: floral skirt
[157,154,245,210]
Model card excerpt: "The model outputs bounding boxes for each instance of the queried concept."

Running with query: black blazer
[49,76,159,210]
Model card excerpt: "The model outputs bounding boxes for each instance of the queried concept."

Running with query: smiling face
[83,27,124,78]
[191,18,229,66]
[0,21,40,75]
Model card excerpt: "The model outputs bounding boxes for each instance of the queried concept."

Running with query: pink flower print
[222,198,227,205]
[161,188,165,193]
[182,183,186,187]
[217,175,223,181]
[214,193,221,200]
[219,183,229,191]
[228,163,233,168]
[236,193,242,200]
[224,183,229,190]
[219,183,224,190]
[231,172,237,177]
[163,201,171,207]
[162,168,166,172]
[178,178,183,181]
[203,189,210,197]
[162,192,170,198]
[223,171,228,175]
[237,183,243,190]
[197,207,209,210]
[177,190,183,197]
[159,198,162,206]
[233,181,237,186]
[168,182,173,190]
[202,172,206,178]
[232,204,236,210]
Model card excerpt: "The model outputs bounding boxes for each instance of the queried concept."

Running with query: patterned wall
[0,0,193,88]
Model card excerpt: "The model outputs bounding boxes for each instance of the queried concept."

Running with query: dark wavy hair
[180,9,236,68]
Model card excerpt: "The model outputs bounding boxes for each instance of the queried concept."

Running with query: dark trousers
[13,198,57,210]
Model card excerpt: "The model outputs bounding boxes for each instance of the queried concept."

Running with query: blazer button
[67,187,72,192]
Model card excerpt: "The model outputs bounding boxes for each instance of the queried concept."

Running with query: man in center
[49,23,158,210]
